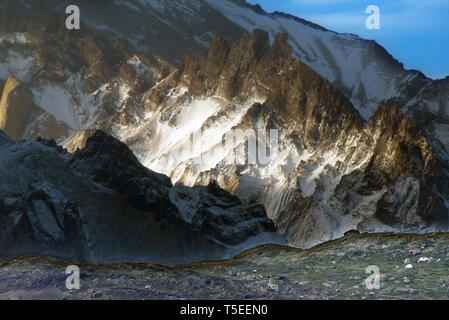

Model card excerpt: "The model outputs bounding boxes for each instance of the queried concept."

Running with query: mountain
[0,130,284,264]
[0,1,447,249]
[122,29,448,247]
[1,0,447,155]
[0,6,175,143]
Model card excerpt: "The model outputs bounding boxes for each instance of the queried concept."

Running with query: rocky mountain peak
[175,29,350,115]
[71,130,175,214]
[174,30,363,146]
[271,32,291,57]
[368,105,436,176]
[248,27,270,60]
[148,30,449,247]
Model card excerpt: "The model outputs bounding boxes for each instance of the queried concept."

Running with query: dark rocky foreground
[0,130,283,265]
[2,231,449,300]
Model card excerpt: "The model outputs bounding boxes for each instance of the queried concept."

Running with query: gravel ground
[1,231,449,300]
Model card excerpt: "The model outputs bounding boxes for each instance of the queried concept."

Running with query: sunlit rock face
[0,77,33,140]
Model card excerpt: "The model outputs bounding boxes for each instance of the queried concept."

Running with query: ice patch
[0,32,30,45]
[0,50,35,82]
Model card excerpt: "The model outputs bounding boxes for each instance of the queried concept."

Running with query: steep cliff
[0,77,33,140]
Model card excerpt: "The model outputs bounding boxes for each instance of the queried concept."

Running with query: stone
[0,77,33,140]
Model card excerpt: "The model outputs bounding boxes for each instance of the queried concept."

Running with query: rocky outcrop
[0,77,33,140]
[141,30,449,247]
[0,130,284,264]
[64,129,94,153]
[61,30,449,248]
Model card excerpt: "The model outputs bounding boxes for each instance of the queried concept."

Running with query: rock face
[0,2,447,251]
[0,77,33,140]
[131,30,449,247]
[0,130,284,264]
[64,130,93,153]
[0,7,174,143]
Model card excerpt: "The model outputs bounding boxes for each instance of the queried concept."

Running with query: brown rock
[64,130,94,153]
[0,77,33,140]
[162,30,449,242]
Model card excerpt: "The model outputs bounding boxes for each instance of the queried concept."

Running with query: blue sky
[247,0,449,79]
